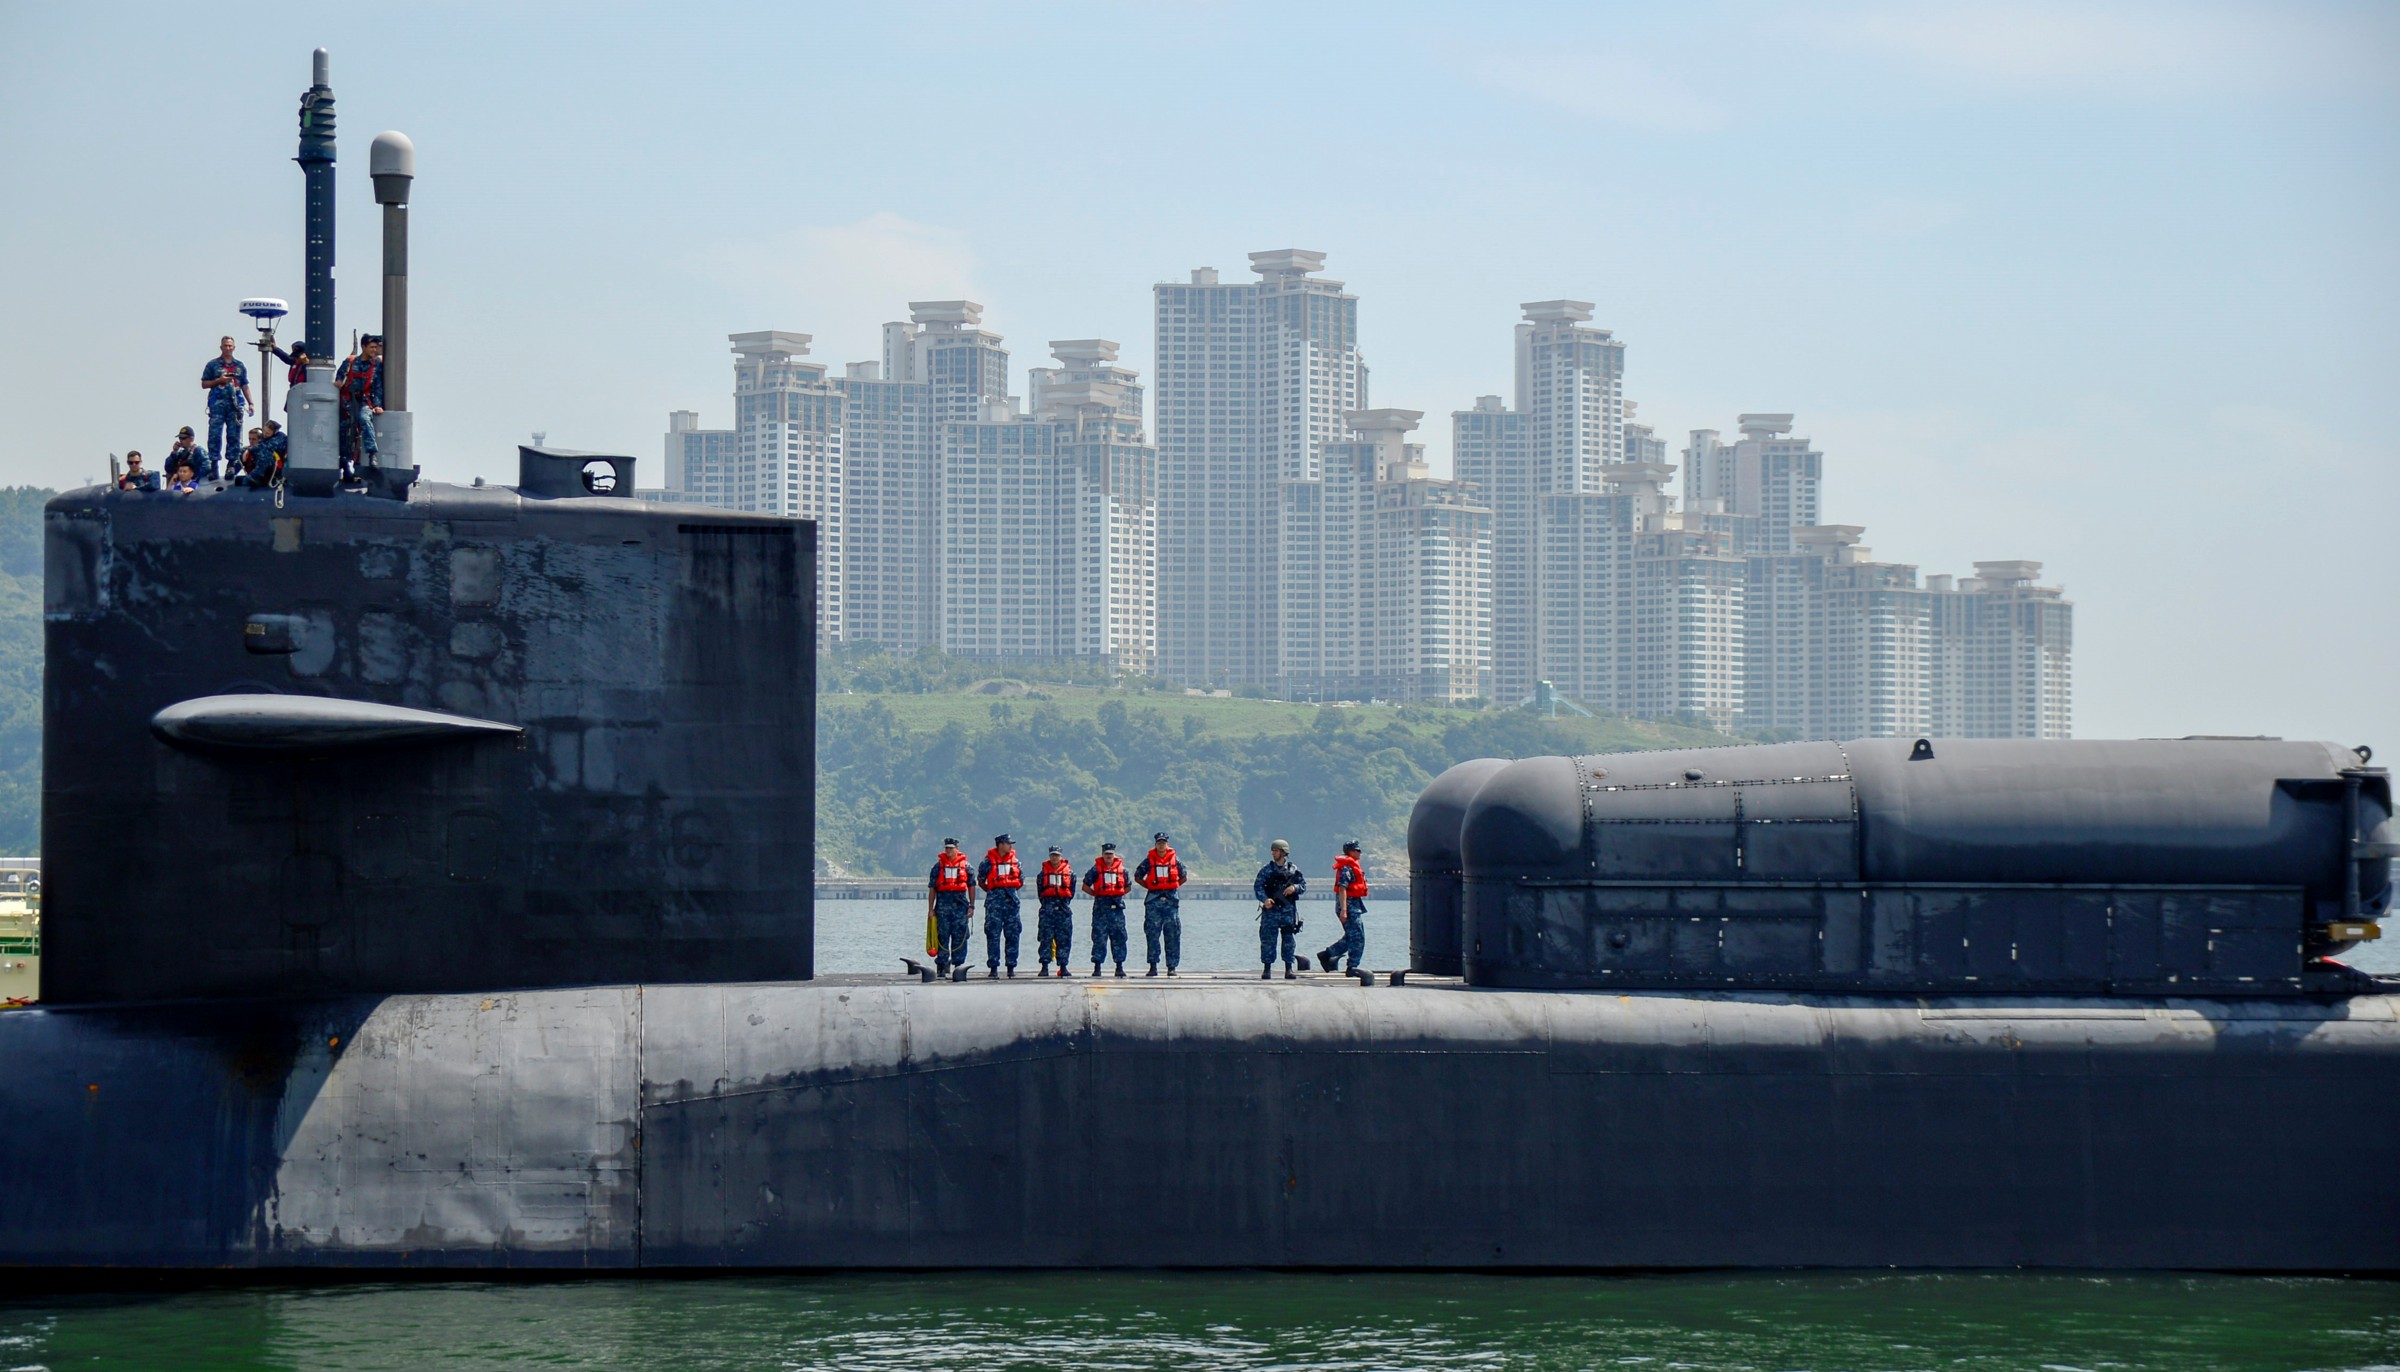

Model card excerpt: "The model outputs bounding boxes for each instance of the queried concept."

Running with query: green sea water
[3,1272,2393,1371]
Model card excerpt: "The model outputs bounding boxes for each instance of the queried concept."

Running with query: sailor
[1316,840,1369,974]
[1255,839,1307,980]
[977,834,1025,979]
[1084,841,1132,978]
[164,426,206,483]
[270,340,312,388]
[1034,845,1077,977]
[925,837,976,983]
[1135,830,1186,977]
[115,451,159,492]
[335,335,385,483]
[237,420,287,488]
[199,336,251,479]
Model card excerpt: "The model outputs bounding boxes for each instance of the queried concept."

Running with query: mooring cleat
[1388,970,1407,987]
[1356,970,1373,987]
[952,966,968,983]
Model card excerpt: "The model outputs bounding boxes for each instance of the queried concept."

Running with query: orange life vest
[1138,846,1185,892]
[1334,854,1368,899]
[1037,860,1076,899]
[981,850,1023,890]
[1089,856,1131,898]
[932,853,973,894]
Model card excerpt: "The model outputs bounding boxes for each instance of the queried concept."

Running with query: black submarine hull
[3,977,2395,1271]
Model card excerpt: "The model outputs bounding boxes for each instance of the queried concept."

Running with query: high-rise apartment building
[1742,532,2074,741]
[1154,252,1367,690]
[727,330,844,646]
[1684,415,1822,553]
[1278,410,1491,703]
[1457,301,1630,706]
[662,409,737,506]
[1453,396,1534,705]
[938,343,1156,672]
[1530,461,1742,729]
[1516,300,1625,495]
[884,301,1013,426]
[834,361,936,653]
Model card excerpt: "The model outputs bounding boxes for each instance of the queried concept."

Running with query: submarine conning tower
[1410,738,2391,996]
[37,51,817,1005]
[42,456,817,1003]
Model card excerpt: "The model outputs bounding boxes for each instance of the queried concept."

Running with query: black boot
[1006,967,1016,978]
[1261,965,1273,980]
[1146,965,1159,978]
[1284,964,1296,980]
[1315,952,1335,973]
[1114,964,1126,978]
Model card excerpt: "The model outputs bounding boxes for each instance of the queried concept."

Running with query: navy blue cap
[941,837,959,847]
[1153,831,1170,843]
[995,834,1012,845]
[1343,839,1361,852]
[1101,841,1117,852]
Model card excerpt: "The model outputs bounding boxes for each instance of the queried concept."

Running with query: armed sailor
[1255,839,1306,979]
[1315,840,1369,975]
[1084,841,1132,978]
[976,834,1025,978]
[926,837,976,983]
[1034,845,1076,977]
[1135,830,1186,977]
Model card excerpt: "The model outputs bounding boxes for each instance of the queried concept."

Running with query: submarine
[0,52,2395,1273]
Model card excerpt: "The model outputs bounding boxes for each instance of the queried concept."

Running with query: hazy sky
[2,2,2393,745]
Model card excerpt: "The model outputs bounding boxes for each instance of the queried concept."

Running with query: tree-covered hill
[817,671,1736,878]
[0,489,46,854]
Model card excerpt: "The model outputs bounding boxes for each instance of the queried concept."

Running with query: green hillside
[817,660,1738,879]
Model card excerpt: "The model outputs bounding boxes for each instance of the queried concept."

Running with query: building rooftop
[729,330,812,359]
[1521,300,1597,323]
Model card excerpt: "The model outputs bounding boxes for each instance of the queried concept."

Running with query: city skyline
[660,252,2067,737]
[1,3,2391,744]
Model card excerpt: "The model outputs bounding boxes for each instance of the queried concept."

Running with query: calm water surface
[3,1271,2394,1371]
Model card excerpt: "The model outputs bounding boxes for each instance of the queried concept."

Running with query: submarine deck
[1,977,2395,1272]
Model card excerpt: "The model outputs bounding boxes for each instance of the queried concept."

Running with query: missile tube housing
[1406,737,2392,996]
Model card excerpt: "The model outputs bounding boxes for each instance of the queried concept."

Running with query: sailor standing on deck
[1135,831,1186,977]
[1035,845,1077,977]
[926,838,976,983]
[1255,839,1307,979]
[199,336,251,479]
[1316,840,1369,975]
[1084,842,1132,978]
[977,834,1025,979]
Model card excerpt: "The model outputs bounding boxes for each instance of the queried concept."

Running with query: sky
[1,1,2393,745]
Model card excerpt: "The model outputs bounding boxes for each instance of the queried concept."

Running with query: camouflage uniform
[1036,897,1074,969]
[1320,895,1367,973]
[1086,856,1131,972]
[1254,859,1306,968]
[981,890,1022,970]
[932,893,972,970]
[1135,846,1185,973]
[928,853,974,972]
